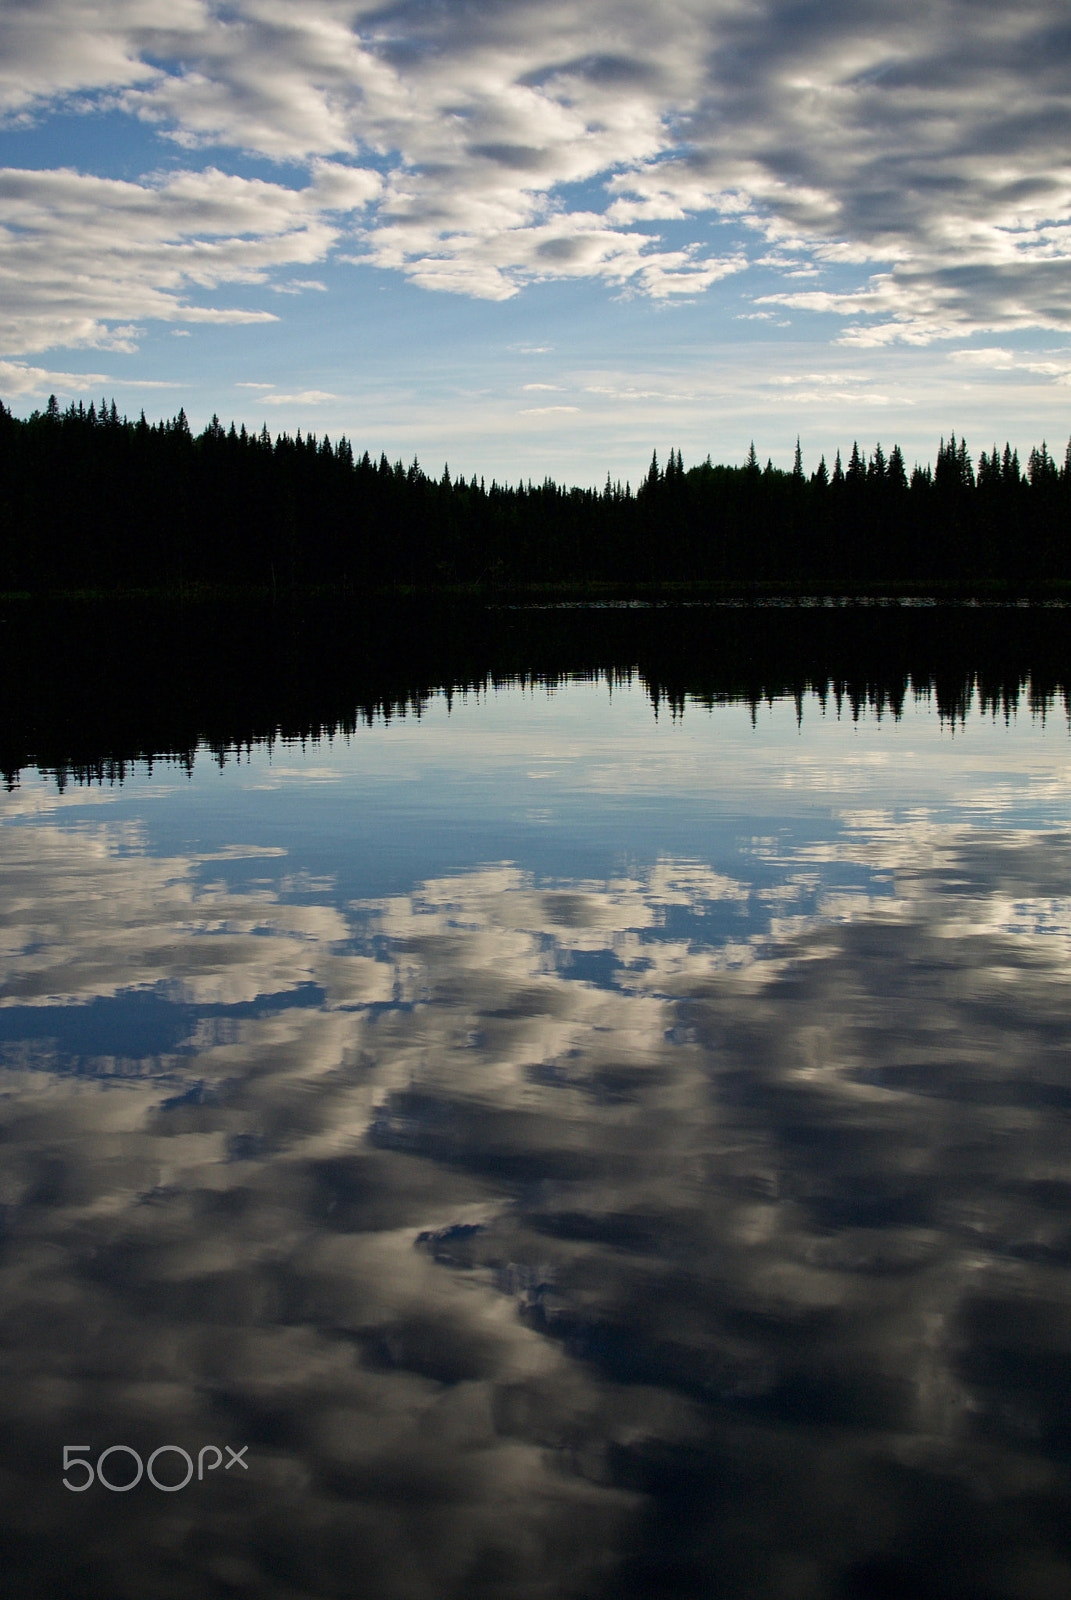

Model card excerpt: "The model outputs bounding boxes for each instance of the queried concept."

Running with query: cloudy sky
[2,0,1070,482]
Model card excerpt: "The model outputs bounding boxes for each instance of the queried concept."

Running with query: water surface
[3,671,1071,1598]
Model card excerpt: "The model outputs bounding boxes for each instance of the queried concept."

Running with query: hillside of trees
[1,396,1070,591]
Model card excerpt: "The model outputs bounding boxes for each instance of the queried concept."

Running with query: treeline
[1,396,1070,590]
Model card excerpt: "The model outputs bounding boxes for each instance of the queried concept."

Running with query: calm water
[4,672,1071,1598]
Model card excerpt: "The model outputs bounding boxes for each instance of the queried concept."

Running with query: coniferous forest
[2,395,1070,592]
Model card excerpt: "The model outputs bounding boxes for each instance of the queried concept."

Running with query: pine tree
[956,435,974,488]
[1028,442,1057,485]
[1001,444,1020,486]
[977,448,998,489]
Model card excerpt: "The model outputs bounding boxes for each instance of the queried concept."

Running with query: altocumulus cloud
[0,161,381,354]
[1,0,1070,352]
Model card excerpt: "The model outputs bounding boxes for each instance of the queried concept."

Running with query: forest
[1,395,1070,592]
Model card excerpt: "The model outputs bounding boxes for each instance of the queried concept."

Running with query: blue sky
[2,0,1070,486]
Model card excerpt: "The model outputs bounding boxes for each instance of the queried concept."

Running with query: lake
[3,602,1071,1599]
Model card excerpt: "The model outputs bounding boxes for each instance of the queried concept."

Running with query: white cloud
[345,213,742,303]
[0,159,381,353]
[261,388,340,404]
[0,358,111,397]
[948,345,1071,385]
[0,358,183,396]
[583,382,694,402]
[950,347,1018,369]
[764,369,898,406]
[1,1,1070,347]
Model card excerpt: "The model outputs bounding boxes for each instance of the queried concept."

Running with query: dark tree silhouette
[1,396,1069,594]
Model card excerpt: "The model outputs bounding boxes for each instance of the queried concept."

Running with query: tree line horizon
[2,394,1069,591]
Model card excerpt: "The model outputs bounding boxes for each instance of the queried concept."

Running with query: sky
[1,0,1070,486]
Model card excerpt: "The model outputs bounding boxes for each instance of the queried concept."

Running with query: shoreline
[5,577,1071,608]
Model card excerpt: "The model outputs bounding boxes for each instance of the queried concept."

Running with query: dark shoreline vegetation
[4,594,1071,790]
[2,396,1071,592]
[6,397,1071,789]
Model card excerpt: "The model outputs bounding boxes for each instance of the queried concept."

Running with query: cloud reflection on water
[2,784,1071,1595]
